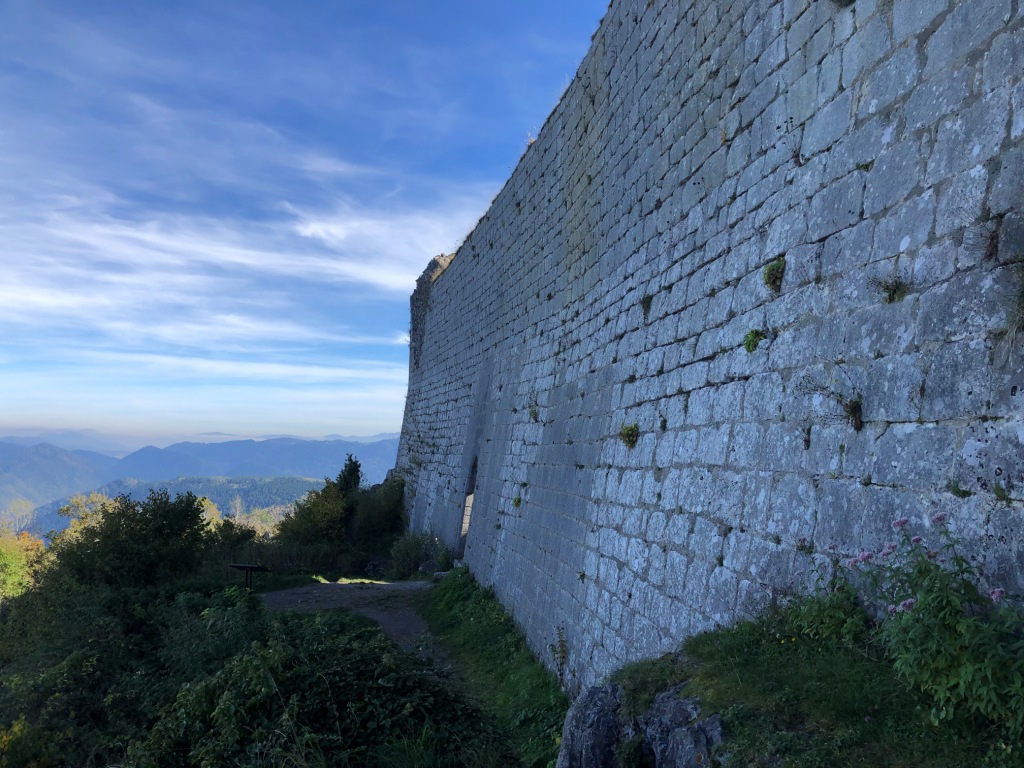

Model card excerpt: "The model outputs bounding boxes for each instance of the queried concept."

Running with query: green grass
[417,568,569,768]
[610,651,698,720]
[635,603,1000,768]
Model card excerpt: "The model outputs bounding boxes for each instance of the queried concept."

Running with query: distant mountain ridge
[0,436,399,523]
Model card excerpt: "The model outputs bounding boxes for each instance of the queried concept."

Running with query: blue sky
[0,0,607,444]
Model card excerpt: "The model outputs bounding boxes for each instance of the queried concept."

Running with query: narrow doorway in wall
[457,457,477,559]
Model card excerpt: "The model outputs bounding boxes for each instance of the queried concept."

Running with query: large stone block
[807,171,865,240]
[925,0,1012,76]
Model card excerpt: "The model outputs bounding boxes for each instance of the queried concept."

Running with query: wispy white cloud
[78,351,409,385]
[0,0,605,437]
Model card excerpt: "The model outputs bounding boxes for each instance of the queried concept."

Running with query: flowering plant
[844,512,1024,743]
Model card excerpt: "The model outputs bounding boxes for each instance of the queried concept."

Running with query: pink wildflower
[898,598,917,612]
[887,605,897,614]
[879,543,897,558]
[857,551,874,563]
[930,512,948,525]
[891,517,910,530]
[846,558,860,569]
[990,588,1006,604]
[926,550,938,560]
[911,536,923,544]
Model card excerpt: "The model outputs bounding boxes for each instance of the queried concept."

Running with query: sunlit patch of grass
[328,576,391,585]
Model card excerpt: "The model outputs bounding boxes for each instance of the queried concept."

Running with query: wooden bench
[227,563,270,589]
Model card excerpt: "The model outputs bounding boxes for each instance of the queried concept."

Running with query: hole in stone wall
[457,457,478,559]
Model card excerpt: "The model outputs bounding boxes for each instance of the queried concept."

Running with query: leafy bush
[48,489,209,588]
[846,514,1024,742]
[130,610,510,767]
[275,458,406,574]
[0,530,42,600]
[276,471,352,547]
[387,531,452,580]
[787,573,868,647]
[351,477,406,551]
[0,503,515,767]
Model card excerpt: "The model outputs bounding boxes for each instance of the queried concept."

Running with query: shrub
[351,478,406,551]
[787,573,868,648]
[816,514,1024,748]
[48,489,209,588]
[850,515,1024,740]
[0,530,43,600]
[387,532,452,580]
[130,610,509,767]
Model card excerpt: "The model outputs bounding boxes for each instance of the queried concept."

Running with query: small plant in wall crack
[512,494,522,508]
[947,480,974,499]
[763,256,786,293]
[640,293,654,321]
[743,328,768,353]
[871,273,912,304]
[619,423,640,448]
[841,394,864,432]
[550,625,569,687]
[796,365,865,432]
[994,481,1014,504]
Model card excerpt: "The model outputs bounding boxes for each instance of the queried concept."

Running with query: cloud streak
[0,0,606,438]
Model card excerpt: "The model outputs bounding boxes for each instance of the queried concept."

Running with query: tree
[49,489,210,587]
[0,528,43,599]
[0,499,35,533]
[337,454,363,496]
[200,497,223,527]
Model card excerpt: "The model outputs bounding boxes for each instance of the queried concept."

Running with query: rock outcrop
[557,682,725,768]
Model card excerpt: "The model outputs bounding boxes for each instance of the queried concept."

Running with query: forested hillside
[0,437,399,534]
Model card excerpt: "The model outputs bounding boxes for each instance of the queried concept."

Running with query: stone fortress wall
[395,0,1024,689]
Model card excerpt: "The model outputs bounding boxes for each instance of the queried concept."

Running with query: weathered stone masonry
[396,0,1024,689]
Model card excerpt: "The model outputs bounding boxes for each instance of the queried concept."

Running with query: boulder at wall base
[557,684,622,768]
[637,683,725,767]
[556,682,725,768]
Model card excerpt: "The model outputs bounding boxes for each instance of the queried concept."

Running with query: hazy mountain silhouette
[0,437,399,533]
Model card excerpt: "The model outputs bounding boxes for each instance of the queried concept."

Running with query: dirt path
[260,580,454,672]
